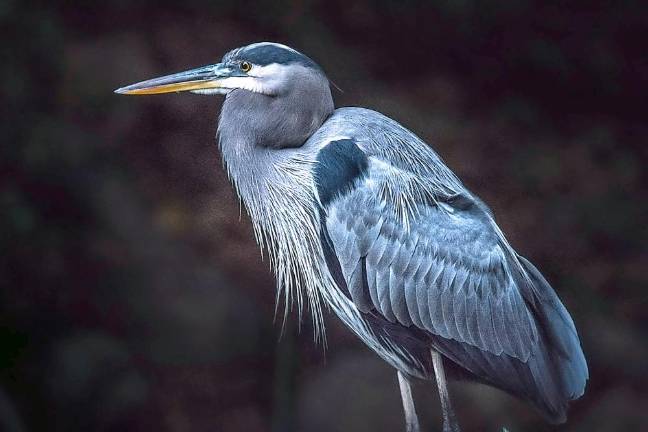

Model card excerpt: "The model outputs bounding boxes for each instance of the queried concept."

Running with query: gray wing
[313,133,587,423]
[322,158,539,361]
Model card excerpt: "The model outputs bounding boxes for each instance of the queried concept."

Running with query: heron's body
[117,42,588,431]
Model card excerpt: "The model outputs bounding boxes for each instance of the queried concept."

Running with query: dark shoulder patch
[315,139,369,206]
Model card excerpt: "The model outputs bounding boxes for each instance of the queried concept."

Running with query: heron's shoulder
[312,137,369,207]
[332,106,388,119]
[323,107,403,134]
[316,107,437,158]
[308,107,399,140]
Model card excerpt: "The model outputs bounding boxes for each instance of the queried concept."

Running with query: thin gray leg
[431,350,461,432]
[397,371,421,432]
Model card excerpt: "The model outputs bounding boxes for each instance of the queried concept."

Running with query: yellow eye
[240,61,252,72]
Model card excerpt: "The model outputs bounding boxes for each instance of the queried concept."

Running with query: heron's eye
[240,61,252,73]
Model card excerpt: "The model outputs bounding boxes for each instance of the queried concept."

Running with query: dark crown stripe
[226,43,321,70]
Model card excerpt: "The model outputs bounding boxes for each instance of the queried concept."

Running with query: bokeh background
[2,1,647,431]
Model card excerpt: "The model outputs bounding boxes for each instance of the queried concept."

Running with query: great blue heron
[116,42,588,431]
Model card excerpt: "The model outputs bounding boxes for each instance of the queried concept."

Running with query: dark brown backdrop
[1,1,647,431]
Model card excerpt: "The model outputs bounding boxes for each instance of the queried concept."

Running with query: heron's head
[116,42,334,148]
[115,42,328,98]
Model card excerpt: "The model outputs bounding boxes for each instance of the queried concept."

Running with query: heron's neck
[215,83,334,339]
[216,82,333,201]
[218,77,333,150]
[216,128,330,340]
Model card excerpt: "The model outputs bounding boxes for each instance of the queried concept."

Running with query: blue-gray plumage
[116,41,588,432]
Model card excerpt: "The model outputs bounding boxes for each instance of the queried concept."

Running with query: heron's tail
[516,256,589,423]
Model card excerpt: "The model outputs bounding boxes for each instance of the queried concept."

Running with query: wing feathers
[316,132,586,424]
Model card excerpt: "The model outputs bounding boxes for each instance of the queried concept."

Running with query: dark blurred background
[1,1,647,431]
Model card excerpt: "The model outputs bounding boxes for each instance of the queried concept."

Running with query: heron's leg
[397,371,420,432]
[431,350,461,432]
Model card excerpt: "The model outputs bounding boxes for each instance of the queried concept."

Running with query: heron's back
[311,107,588,423]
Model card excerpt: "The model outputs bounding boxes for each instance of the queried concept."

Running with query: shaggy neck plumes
[216,65,334,220]
[215,73,334,341]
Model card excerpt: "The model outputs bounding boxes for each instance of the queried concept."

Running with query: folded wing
[315,138,588,422]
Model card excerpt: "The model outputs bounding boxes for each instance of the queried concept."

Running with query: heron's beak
[114,63,242,95]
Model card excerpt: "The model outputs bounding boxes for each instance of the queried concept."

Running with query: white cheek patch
[196,63,293,96]
[213,76,271,95]
[249,63,290,79]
